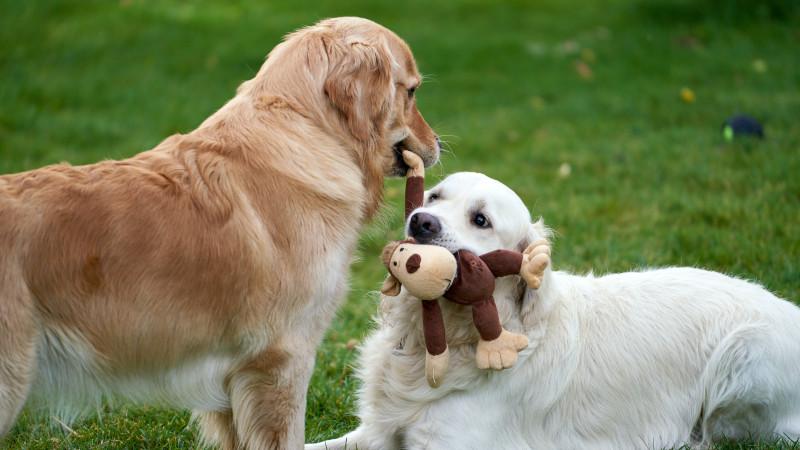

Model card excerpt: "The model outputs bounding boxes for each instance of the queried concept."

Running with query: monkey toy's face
[381,242,458,300]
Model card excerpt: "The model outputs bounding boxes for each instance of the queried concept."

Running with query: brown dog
[0,17,439,449]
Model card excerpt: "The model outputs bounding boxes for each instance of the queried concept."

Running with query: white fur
[307,172,800,449]
[30,325,234,424]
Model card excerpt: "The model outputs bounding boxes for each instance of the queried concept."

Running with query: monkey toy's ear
[381,241,401,269]
[381,240,407,297]
[381,274,402,296]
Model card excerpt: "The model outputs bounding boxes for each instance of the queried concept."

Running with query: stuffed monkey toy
[381,151,550,388]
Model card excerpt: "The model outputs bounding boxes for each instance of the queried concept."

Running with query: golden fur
[0,17,439,449]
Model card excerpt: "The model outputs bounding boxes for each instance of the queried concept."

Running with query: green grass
[2,0,799,448]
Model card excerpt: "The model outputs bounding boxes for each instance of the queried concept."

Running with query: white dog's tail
[696,323,776,446]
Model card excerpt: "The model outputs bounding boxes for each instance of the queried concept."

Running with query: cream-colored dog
[0,17,440,449]
[307,172,800,449]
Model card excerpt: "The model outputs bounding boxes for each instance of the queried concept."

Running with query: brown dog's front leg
[223,340,316,449]
[192,410,236,450]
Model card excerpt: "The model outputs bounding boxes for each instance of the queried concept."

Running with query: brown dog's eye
[407,87,416,99]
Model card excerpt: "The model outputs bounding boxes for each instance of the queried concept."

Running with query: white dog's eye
[473,214,491,228]
[428,193,439,203]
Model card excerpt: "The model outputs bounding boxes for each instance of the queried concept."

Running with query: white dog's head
[406,172,550,255]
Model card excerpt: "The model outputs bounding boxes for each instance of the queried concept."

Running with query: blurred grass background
[2,0,798,448]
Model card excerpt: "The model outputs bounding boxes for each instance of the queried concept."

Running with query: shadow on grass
[632,0,800,24]
[669,434,800,450]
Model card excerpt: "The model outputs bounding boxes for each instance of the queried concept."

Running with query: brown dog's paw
[476,329,530,371]
[520,239,551,290]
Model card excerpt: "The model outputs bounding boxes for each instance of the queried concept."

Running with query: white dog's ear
[516,218,554,324]
[324,37,393,141]
[516,218,552,253]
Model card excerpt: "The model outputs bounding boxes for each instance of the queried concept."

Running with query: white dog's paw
[476,329,530,370]
[520,239,550,290]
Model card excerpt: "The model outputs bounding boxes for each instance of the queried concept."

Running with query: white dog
[307,172,800,449]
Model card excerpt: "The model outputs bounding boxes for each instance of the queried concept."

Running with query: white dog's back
[530,267,800,449]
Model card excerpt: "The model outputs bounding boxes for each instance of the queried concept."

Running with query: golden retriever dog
[307,172,800,450]
[0,17,440,449]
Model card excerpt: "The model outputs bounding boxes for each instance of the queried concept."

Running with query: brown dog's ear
[324,37,393,141]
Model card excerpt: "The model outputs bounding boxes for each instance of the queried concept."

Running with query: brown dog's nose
[409,212,441,241]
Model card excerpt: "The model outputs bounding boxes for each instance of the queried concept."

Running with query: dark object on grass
[722,114,764,141]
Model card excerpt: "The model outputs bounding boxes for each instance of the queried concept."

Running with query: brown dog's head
[318,17,440,176]
[250,17,440,178]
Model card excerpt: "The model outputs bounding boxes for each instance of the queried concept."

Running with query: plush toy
[381,151,550,388]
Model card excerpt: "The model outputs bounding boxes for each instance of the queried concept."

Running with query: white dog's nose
[409,212,441,241]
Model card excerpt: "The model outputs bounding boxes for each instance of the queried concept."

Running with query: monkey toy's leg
[472,297,529,370]
[422,300,450,388]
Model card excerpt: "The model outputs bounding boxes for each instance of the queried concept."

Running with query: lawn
[2,0,799,448]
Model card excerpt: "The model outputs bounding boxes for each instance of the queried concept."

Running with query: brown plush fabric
[445,251,497,305]
[471,297,502,341]
[405,175,425,219]
[422,300,448,356]
[480,250,524,278]
[442,250,519,342]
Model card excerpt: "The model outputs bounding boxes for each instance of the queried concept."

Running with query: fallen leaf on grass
[573,60,593,80]
[680,87,695,103]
